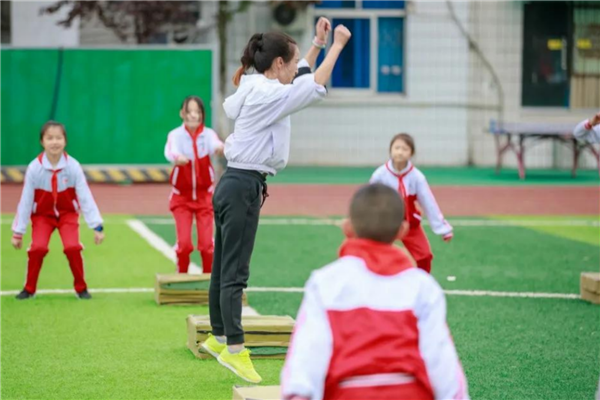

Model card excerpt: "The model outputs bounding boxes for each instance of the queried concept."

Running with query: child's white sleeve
[281,275,333,400]
[573,119,600,144]
[208,129,224,155]
[416,173,452,236]
[369,168,384,184]
[74,164,103,229]
[268,60,327,125]
[12,166,35,236]
[417,279,469,400]
[164,132,180,163]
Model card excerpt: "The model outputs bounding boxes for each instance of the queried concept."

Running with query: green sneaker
[217,347,262,384]
[200,334,226,358]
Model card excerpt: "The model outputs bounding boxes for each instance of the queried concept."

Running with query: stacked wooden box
[580,272,600,304]
[155,273,247,305]
[187,314,294,359]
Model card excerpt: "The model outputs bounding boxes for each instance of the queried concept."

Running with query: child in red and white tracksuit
[282,184,468,400]
[11,121,104,300]
[370,133,453,273]
[164,96,224,273]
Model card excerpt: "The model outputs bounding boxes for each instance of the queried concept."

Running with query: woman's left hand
[315,17,331,42]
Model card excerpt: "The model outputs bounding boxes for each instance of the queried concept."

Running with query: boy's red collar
[339,238,414,276]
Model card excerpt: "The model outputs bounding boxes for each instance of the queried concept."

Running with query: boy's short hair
[350,184,405,243]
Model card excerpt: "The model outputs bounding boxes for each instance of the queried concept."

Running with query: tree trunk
[218,1,229,106]
[134,14,144,43]
[215,1,230,178]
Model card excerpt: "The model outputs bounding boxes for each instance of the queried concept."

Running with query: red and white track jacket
[164,124,223,199]
[371,161,452,237]
[12,153,103,236]
[282,238,469,400]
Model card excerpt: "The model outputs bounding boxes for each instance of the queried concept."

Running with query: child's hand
[11,235,23,250]
[315,17,331,42]
[333,25,352,48]
[214,144,224,157]
[94,231,105,245]
[443,232,453,242]
[590,112,600,127]
[175,155,189,166]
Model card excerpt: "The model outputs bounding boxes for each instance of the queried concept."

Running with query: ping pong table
[489,120,600,179]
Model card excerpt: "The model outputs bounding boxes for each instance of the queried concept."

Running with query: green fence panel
[1,48,213,166]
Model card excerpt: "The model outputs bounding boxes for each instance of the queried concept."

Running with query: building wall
[289,1,472,166]
[11,1,79,47]
[10,0,597,169]
[289,104,468,166]
[286,1,596,168]
[466,1,595,169]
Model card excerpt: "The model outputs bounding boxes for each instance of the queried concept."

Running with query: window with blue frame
[315,0,357,8]
[362,1,405,9]
[377,17,404,93]
[331,19,370,88]
[314,0,406,93]
[315,1,405,9]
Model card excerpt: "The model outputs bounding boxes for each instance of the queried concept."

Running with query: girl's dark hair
[389,133,415,155]
[40,121,67,142]
[232,32,297,86]
[180,95,206,122]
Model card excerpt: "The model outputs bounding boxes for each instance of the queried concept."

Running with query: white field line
[109,218,600,227]
[442,289,580,299]
[241,306,260,316]
[136,218,600,227]
[126,220,258,316]
[0,288,154,296]
[125,219,202,275]
[1,218,599,227]
[0,287,581,300]
[244,287,581,299]
[1,218,588,309]
[0,287,258,315]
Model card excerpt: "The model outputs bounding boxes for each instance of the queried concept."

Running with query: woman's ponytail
[232,33,264,86]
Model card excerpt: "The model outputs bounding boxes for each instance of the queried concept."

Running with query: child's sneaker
[77,289,92,299]
[15,289,34,300]
[200,334,226,358]
[217,347,262,383]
